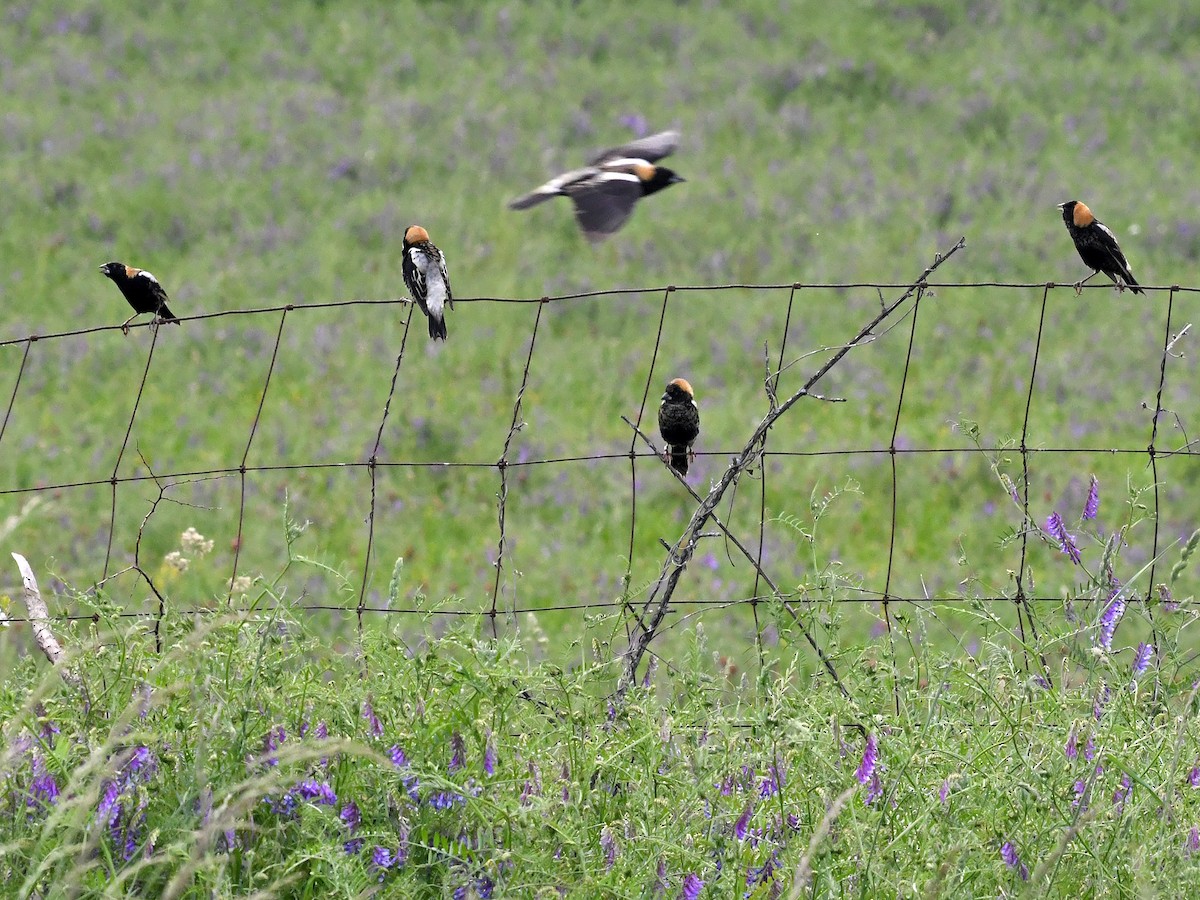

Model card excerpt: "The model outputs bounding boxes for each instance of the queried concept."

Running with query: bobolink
[658,377,700,476]
[508,130,685,241]
[1057,200,1143,294]
[99,262,180,333]
[401,225,454,341]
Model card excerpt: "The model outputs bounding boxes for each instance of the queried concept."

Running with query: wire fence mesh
[3,240,1198,693]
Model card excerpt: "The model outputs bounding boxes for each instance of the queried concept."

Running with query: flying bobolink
[658,377,700,476]
[508,130,685,242]
[401,225,454,341]
[1057,200,1143,294]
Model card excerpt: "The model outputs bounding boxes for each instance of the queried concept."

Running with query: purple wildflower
[401,772,420,803]
[1046,511,1082,563]
[476,876,495,899]
[362,699,383,738]
[1160,584,1178,612]
[484,737,496,777]
[295,779,337,806]
[389,744,408,768]
[618,113,648,137]
[371,845,394,879]
[1099,596,1125,650]
[263,725,285,766]
[1085,735,1096,763]
[448,732,466,774]
[1188,827,1200,855]
[938,778,951,808]
[339,801,360,831]
[98,780,122,825]
[28,755,60,811]
[600,825,618,871]
[679,872,704,900]
[315,721,328,740]
[864,771,884,805]
[1188,764,1199,788]
[1001,841,1029,880]
[344,837,364,855]
[1065,726,1078,761]
[1083,475,1099,520]
[1113,773,1132,812]
[734,804,753,840]
[653,857,669,896]
[855,734,877,786]
[396,821,410,867]
[1133,642,1153,677]
[428,790,465,810]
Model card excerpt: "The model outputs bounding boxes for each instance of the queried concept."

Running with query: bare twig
[11,552,81,687]
[615,238,966,700]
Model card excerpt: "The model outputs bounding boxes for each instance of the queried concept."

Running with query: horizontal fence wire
[1,273,1196,691]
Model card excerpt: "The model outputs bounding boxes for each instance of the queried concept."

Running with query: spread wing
[509,166,601,209]
[589,130,679,166]
[567,175,643,241]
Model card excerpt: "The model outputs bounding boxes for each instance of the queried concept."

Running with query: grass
[4,0,1200,893]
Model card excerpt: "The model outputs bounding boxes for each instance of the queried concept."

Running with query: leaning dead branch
[615,238,967,702]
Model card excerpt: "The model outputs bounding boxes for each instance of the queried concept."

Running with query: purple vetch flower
[734,804,753,840]
[1133,642,1154,677]
[263,725,286,766]
[938,778,951,808]
[1083,475,1100,520]
[315,721,328,740]
[1084,735,1096,763]
[1188,827,1200,855]
[28,760,60,810]
[679,873,704,900]
[339,801,361,832]
[295,779,337,806]
[600,825,618,870]
[362,699,383,738]
[371,845,394,879]
[864,771,883,805]
[448,732,466,774]
[1000,841,1029,880]
[1187,763,1199,788]
[484,736,496,777]
[786,812,801,831]
[396,821,410,867]
[1160,584,1178,612]
[1065,726,1078,761]
[401,772,420,803]
[428,790,466,810]
[1113,773,1132,812]
[1098,596,1126,651]
[344,837,364,855]
[855,734,877,786]
[98,780,123,826]
[389,744,409,768]
[1046,511,1082,563]
[653,857,669,896]
[475,876,495,899]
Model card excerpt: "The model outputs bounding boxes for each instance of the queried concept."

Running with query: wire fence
[2,238,1198,695]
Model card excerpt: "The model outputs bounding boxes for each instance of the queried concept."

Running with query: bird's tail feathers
[428,313,447,341]
[159,305,180,323]
[508,187,559,210]
[1126,271,1143,295]
[669,446,689,475]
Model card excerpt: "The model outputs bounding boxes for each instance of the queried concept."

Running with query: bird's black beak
[98,265,106,272]
[1055,203,1066,210]
[671,174,686,184]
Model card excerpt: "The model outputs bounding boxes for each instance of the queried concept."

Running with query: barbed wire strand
[491,300,545,639]
[358,302,416,645]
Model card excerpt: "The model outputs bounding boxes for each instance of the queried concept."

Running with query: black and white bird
[401,225,454,341]
[508,131,685,241]
[1057,200,1143,294]
[99,262,180,333]
[658,377,700,476]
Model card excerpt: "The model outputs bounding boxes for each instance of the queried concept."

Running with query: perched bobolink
[1057,200,1143,294]
[658,377,700,475]
[508,131,685,241]
[99,262,180,333]
[401,225,454,341]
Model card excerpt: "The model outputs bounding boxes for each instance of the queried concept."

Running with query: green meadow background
[3,0,1200,665]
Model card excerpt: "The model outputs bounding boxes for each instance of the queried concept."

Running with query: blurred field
[3,0,1200,664]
